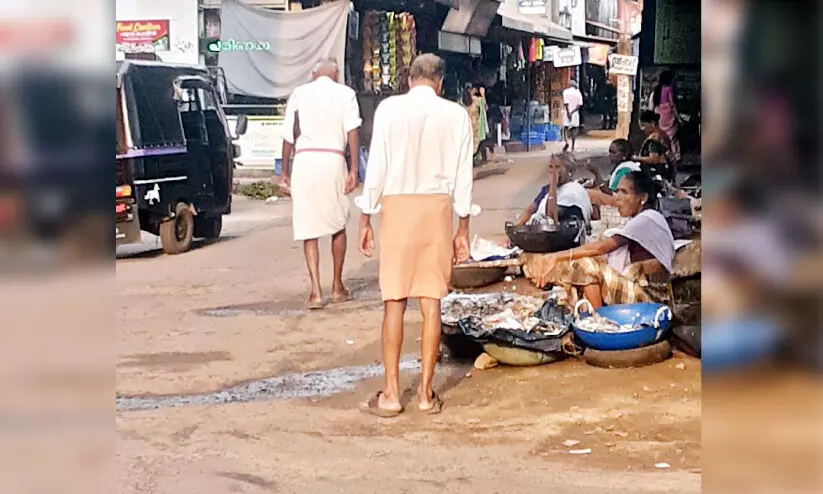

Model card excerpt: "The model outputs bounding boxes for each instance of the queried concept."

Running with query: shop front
[488,0,575,151]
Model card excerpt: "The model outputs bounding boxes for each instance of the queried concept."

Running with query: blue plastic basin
[573,302,671,351]
[702,317,780,373]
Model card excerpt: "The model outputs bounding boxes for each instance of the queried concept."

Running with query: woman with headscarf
[585,138,641,208]
[522,171,675,309]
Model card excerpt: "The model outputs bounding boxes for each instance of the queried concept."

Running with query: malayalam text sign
[116,20,170,53]
[608,54,639,76]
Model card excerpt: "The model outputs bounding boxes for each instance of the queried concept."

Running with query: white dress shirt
[282,76,362,151]
[355,85,479,217]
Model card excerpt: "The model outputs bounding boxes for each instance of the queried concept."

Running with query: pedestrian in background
[281,58,361,309]
[356,54,477,417]
[563,79,584,152]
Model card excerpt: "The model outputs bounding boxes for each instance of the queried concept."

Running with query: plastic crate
[520,132,545,146]
[545,124,561,142]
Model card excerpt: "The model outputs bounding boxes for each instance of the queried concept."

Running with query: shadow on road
[116,235,240,261]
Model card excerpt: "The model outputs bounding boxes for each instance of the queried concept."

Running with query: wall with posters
[115,0,200,65]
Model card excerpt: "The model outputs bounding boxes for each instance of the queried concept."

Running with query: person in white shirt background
[562,79,584,152]
[281,59,361,309]
[355,54,478,417]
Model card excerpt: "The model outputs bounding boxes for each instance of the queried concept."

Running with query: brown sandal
[418,391,443,415]
[360,391,403,418]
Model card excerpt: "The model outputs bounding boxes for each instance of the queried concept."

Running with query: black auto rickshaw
[116,60,247,254]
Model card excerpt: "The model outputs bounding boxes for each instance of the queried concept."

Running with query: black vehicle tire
[194,215,222,240]
[159,202,194,254]
[584,340,672,369]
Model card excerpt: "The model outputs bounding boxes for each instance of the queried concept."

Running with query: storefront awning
[441,0,501,38]
[496,1,572,41]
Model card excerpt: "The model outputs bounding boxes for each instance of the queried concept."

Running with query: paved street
[116,144,700,493]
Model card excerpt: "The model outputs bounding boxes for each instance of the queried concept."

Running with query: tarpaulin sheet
[459,299,573,354]
[219,0,348,99]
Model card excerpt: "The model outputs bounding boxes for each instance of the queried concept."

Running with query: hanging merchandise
[528,38,538,63]
[536,39,544,62]
[360,10,417,95]
[516,41,526,69]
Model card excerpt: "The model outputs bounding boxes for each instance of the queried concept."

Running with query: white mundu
[282,75,362,241]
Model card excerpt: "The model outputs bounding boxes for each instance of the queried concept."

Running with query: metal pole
[526,63,531,152]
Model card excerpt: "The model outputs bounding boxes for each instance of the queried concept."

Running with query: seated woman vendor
[522,171,675,309]
[635,110,674,180]
[585,138,641,208]
[512,155,593,227]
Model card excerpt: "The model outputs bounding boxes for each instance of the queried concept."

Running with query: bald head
[312,58,339,81]
[409,54,445,90]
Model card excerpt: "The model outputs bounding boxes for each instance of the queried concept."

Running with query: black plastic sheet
[458,299,573,354]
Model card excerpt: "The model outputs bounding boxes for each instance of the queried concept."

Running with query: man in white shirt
[562,80,584,152]
[355,54,476,417]
[281,59,361,309]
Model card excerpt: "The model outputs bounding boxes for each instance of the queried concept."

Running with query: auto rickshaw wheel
[194,215,222,240]
[159,202,194,254]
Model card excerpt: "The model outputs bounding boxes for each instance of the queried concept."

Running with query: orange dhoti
[378,194,453,301]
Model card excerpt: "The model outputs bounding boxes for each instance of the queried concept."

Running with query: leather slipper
[360,391,402,418]
[418,391,443,415]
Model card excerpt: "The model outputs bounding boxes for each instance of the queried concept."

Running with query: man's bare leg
[378,299,407,412]
[571,127,577,152]
[417,297,441,409]
[303,239,323,306]
[330,229,349,301]
[562,127,570,151]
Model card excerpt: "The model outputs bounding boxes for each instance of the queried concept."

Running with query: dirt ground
[116,146,701,493]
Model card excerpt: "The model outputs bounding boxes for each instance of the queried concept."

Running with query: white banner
[553,46,581,68]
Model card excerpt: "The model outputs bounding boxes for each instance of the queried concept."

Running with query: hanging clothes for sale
[517,41,526,69]
[536,39,544,61]
[528,38,538,63]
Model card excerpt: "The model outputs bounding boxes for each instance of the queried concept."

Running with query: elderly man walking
[356,54,476,417]
[281,59,361,309]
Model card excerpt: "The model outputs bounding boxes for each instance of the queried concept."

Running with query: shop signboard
[608,54,639,76]
[552,46,581,68]
[518,0,548,16]
[116,20,170,54]
[225,115,285,168]
[587,44,610,66]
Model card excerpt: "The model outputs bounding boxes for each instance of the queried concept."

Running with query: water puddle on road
[117,357,468,412]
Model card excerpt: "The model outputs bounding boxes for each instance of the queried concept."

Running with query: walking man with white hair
[281,58,361,309]
[563,79,584,152]
[356,54,477,417]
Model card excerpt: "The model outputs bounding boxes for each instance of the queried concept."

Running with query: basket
[572,300,672,351]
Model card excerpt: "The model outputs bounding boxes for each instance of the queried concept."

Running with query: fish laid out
[574,312,645,333]
[442,293,567,336]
